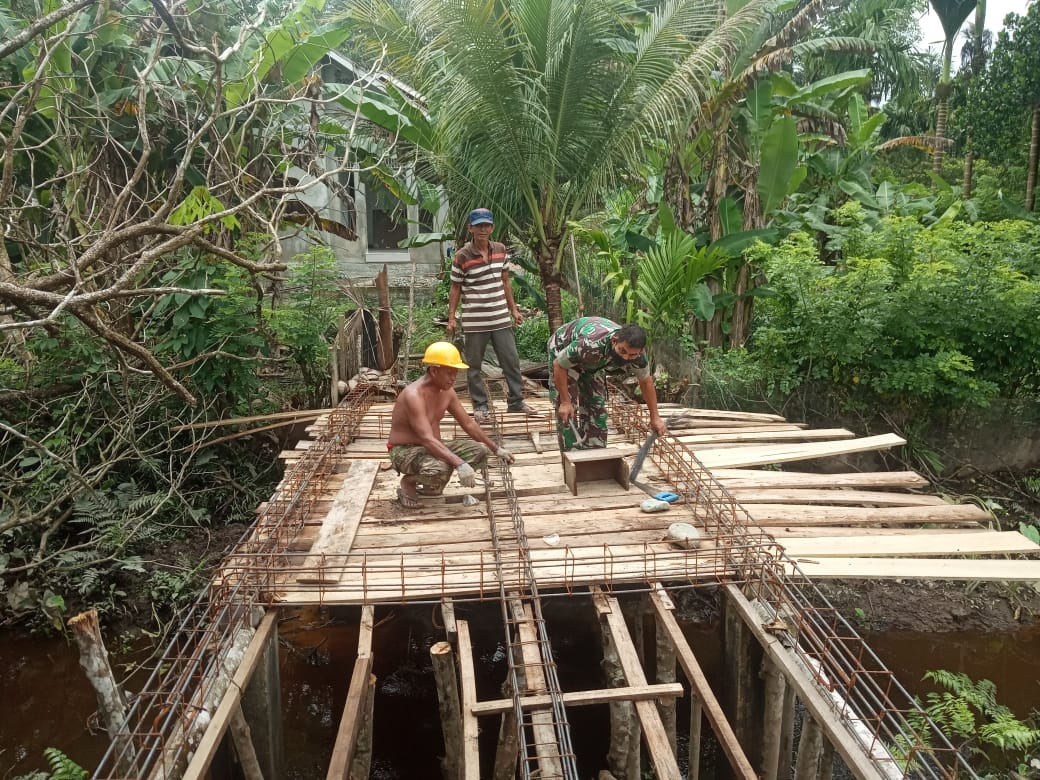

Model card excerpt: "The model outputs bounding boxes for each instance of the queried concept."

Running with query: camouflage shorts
[388,439,489,491]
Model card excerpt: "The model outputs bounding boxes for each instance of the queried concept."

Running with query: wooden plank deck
[250,395,1040,604]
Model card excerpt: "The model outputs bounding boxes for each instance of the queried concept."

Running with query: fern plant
[43,748,88,780]
[921,670,1040,773]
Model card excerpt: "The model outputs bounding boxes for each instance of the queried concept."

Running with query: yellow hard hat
[422,341,469,369]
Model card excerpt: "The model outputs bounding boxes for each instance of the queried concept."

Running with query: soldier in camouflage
[547,317,668,451]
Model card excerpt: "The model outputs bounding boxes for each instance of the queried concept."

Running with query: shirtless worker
[387,341,516,508]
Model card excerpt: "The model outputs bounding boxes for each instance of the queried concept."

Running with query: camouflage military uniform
[547,317,650,451]
[388,440,489,493]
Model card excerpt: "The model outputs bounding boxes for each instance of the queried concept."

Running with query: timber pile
[263,392,1040,605]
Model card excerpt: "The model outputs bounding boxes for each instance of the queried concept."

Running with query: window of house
[361,171,408,251]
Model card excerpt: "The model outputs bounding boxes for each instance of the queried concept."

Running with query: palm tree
[346,0,779,329]
[930,0,977,175]
[959,5,989,197]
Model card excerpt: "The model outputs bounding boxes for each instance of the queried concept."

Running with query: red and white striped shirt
[450,240,513,333]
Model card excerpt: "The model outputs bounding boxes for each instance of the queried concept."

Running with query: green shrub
[515,314,550,361]
[743,220,1040,415]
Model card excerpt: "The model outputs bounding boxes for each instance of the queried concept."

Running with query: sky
[917,0,1027,61]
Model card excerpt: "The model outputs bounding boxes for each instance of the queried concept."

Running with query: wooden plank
[692,434,906,469]
[593,589,681,780]
[276,554,736,604]
[470,682,685,715]
[712,470,929,489]
[787,557,1040,580]
[666,408,788,422]
[296,460,380,584]
[743,503,988,525]
[728,489,947,507]
[182,613,278,780]
[326,655,374,780]
[761,526,989,539]
[649,589,756,780]
[456,621,481,780]
[671,420,808,430]
[563,444,640,462]
[511,601,565,777]
[677,429,855,445]
[780,531,1038,558]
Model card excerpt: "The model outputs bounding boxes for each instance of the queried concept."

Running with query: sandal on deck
[396,488,422,509]
[508,402,543,417]
[416,485,444,497]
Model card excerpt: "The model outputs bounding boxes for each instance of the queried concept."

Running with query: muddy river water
[2,604,1038,778]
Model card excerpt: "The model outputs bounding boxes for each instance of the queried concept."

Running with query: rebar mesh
[94,386,376,778]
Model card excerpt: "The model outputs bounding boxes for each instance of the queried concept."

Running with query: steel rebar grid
[94,388,376,779]
[607,389,975,779]
[483,392,580,780]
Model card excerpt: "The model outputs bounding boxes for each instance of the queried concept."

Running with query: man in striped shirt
[447,208,538,422]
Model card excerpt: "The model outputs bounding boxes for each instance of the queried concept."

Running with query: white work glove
[495,446,515,465]
[456,462,476,488]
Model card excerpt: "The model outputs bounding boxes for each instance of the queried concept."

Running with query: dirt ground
[815,578,1040,633]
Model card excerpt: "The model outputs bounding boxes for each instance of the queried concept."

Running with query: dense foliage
[700,218,1040,418]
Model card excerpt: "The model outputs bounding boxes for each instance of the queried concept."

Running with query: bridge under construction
[92,381,1040,780]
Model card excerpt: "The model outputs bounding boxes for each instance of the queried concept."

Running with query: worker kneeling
[387,341,515,509]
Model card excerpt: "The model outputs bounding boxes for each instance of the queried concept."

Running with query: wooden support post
[229,701,265,780]
[455,620,482,780]
[441,597,458,642]
[760,656,787,780]
[374,264,395,370]
[793,713,823,780]
[491,678,519,780]
[723,588,764,768]
[689,698,702,780]
[818,739,835,780]
[649,588,756,780]
[68,609,128,736]
[596,595,637,780]
[654,608,677,754]
[431,641,464,780]
[349,673,377,780]
[593,588,681,780]
[778,685,796,780]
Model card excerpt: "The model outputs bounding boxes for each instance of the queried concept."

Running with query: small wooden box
[562,445,639,496]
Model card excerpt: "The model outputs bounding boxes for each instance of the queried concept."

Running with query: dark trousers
[464,327,525,410]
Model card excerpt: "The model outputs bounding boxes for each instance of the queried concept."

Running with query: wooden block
[562,445,638,496]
